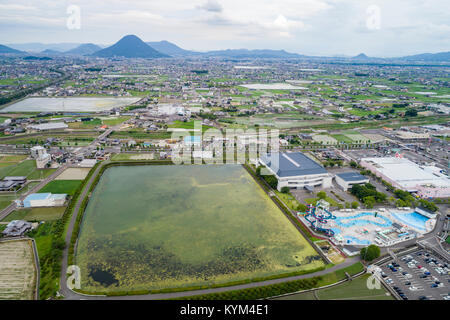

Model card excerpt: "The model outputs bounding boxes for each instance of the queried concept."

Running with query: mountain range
[66,43,103,55]
[1,35,450,62]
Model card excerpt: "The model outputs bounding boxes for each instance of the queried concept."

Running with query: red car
[418,265,422,269]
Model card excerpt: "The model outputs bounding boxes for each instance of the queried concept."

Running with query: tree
[360,245,380,261]
[351,201,359,209]
[405,109,418,117]
[281,187,290,194]
[263,175,278,189]
[363,196,376,209]
[317,191,327,200]
[297,203,307,212]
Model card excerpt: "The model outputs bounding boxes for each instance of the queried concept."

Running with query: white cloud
[197,0,223,13]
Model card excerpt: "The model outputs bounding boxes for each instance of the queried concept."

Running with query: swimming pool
[390,211,429,232]
[334,212,392,228]
[344,236,371,245]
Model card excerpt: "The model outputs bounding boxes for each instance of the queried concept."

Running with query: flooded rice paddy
[75,165,323,293]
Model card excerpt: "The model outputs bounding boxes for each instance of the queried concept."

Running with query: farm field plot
[111,153,154,161]
[75,165,324,294]
[2,207,65,222]
[312,134,338,145]
[0,239,37,300]
[344,133,371,143]
[0,97,140,113]
[331,134,353,144]
[38,180,82,195]
[55,168,91,180]
[0,159,55,180]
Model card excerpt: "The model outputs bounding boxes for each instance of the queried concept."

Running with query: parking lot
[343,149,382,161]
[379,249,450,300]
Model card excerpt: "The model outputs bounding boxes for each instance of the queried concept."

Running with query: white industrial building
[27,122,68,131]
[259,152,332,191]
[22,193,67,208]
[360,157,450,198]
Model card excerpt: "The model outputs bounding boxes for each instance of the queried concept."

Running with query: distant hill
[146,40,198,56]
[352,53,370,60]
[398,51,450,62]
[40,49,61,55]
[65,43,102,55]
[7,43,80,52]
[92,35,169,58]
[0,44,24,55]
[202,49,304,58]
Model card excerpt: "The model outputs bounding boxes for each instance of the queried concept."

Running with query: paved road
[59,160,106,300]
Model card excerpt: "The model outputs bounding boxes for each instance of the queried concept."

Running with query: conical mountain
[92,35,169,58]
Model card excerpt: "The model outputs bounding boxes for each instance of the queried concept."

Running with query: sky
[0,0,449,57]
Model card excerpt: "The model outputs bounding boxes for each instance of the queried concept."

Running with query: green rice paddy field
[75,165,324,293]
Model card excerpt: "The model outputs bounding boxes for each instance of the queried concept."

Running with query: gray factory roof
[336,172,369,182]
[260,152,327,178]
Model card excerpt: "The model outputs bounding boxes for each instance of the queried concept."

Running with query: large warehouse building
[360,157,450,198]
[259,152,332,191]
[22,193,67,208]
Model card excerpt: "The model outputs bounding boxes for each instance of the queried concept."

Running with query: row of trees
[350,183,387,209]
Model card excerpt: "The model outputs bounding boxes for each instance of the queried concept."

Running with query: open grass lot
[0,239,37,300]
[275,191,300,211]
[102,116,131,126]
[316,274,393,300]
[2,207,65,222]
[168,120,213,132]
[75,165,324,294]
[38,180,82,196]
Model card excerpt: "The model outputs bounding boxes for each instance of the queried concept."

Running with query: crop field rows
[0,240,37,300]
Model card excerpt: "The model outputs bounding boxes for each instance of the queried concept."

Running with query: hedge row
[176,277,321,300]
[173,262,365,300]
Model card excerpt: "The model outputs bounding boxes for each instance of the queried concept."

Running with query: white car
[409,286,419,291]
